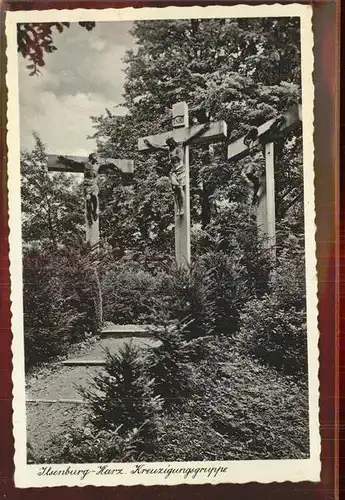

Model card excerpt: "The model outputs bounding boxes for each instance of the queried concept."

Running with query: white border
[6,4,319,488]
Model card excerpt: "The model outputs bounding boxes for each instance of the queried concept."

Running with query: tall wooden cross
[138,102,227,268]
[227,104,302,256]
[47,154,134,252]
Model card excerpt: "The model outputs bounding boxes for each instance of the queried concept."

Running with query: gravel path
[26,335,159,462]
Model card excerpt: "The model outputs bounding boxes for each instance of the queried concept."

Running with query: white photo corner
[6,4,320,488]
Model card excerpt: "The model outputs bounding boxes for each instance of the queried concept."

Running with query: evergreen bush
[101,263,168,324]
[23,247,101,371]
[158,263,216,339]
[147,321,193,407]
[238,258,308,376]
[48,426,145,464]
[154,251,254,340]
[78,342,163,452]
[198,251,251,336]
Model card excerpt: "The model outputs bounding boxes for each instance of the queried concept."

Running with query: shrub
[102,246,259,342]
[101,263,168,324]
[197,207,272,297]
[237,258,308,376]
[157,262,216,339]
[60,253,103,336]
[146,251,254,340]
[24,328,62,370]
[78,342,163,452]
[198,251,251,336]
[23,247,102,371]
[47,425,145,464]
[147,321,193,407]
[23,250,62,331]
[271,251,307,312]
[23,250,65,370]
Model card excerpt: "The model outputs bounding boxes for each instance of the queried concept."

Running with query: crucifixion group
[48,101,302,268]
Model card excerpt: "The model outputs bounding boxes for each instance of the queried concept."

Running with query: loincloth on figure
[84,179,99,199]
[84,163,99,199]
[168,145,185,186]
[169,162,185,187]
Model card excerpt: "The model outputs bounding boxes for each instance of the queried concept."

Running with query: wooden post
[172,102,190,268]
[86,215,100,252]
[265,142,276,254]
[85,173,100,252]
[256,142,276,257]
[256,170,268,243]
[47,155,134,325]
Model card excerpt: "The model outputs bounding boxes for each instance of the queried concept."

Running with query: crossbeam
[227,104,301,162]
[47,155,134,174]
[138,121,227,152]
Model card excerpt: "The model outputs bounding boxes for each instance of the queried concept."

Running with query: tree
[21,134,84,250]
[90,18,303,260]
[17,21,95,75]
[78,343,163,451]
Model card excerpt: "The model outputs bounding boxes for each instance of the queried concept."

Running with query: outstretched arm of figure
[57,155,85,169]
[183,122,210,146]
[243,127,259,148]
[267,115,286,135]
[144,138,167,151]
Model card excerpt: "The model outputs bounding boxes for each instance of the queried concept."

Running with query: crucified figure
[57,153,101,226]
[144,123,210,216]
[84,153,100,225]
[242,164,263,206]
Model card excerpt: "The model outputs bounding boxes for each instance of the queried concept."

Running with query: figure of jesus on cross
[57,152,103,227]
[48,153,134,251]
[83,153,101,226]
[47,152,133,326]
[138,101,227,268]
[143,123,210,216]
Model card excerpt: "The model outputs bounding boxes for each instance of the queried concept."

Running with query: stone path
[26,324,160,461]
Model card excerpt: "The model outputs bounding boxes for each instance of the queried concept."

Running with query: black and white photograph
[6,5,319,487]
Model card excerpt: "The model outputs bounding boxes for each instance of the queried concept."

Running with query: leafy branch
[17,21,95,75]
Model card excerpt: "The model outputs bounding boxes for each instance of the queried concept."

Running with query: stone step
[59,327,162,367]
[101,323,160,339]
[27,398,88,404]
[61,359,106,367]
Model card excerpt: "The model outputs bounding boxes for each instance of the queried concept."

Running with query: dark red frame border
[0,1,339,498]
